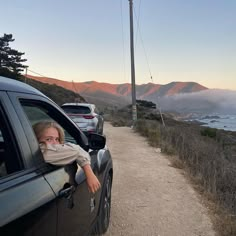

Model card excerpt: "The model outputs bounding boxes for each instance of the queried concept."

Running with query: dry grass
[136,119,236,236]
[109,109,236,236]
[168,155,185,169]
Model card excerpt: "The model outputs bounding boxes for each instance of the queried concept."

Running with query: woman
[33,121,100,194]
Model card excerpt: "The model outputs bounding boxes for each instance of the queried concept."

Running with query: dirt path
[103,122,216,236]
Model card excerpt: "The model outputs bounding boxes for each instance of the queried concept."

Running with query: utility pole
[129,0,137,124]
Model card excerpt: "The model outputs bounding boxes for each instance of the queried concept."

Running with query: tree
[0,33,27,79]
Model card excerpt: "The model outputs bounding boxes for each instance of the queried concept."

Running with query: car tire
[93,174,112,235]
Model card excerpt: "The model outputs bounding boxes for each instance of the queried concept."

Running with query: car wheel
[94,174,112,235]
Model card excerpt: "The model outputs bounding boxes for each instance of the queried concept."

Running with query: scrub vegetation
[108,101,236,236]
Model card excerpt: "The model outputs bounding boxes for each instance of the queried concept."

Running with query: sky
[1,0,236,90]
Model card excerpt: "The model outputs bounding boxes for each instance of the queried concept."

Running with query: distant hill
[26,75,208,109]
[27,75,236,115]
[22,77,85,105]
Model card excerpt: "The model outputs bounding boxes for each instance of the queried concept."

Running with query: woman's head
[33,121,65,144]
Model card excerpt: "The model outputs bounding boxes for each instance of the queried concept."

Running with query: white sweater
[39,142,91,167]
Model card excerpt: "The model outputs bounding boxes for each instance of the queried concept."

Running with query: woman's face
[39,127,60,144]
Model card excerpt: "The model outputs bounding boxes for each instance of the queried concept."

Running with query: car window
[62,106,91,114]
[21,100,76,143]
[19,100,88,149]
[21,105,52,125]
[0,104,23,178]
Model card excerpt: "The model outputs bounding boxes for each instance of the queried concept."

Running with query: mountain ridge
[26,75,208,107]
[27,75,236,115]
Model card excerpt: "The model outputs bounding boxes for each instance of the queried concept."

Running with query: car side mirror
[87,133,106,150]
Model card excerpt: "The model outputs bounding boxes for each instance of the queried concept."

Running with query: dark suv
[0,76,113,236]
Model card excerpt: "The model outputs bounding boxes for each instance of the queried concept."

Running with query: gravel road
[103,122,216,236]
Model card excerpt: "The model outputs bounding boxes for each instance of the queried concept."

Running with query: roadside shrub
[147,127,161,147]
[201,127,217,138]
[159,121,236,236]
[135,119,161,147]
[135,119,149,137]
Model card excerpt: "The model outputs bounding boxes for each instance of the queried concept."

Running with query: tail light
[83,115,95,119]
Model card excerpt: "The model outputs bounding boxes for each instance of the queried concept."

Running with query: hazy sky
[1,0,235,90]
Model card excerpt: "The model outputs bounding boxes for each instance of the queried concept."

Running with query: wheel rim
[103,176,111,228]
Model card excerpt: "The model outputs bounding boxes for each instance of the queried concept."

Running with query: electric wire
[120,0,127,83]
[133,2,153,83]
[132,1,164,126]
[134,0,142,50]
[27,69,48,78]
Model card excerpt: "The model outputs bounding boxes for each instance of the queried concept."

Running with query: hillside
[20,77,85,105]
[26,75,208,108]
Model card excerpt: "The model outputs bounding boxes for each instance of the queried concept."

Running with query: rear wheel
[94,174,112,235]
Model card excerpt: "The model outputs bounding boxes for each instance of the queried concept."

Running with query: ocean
[190,114,236,132]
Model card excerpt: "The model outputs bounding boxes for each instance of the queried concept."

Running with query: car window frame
[0,91,31,172]
[0,91,41,186]
[0,104,24,179]
[9,91,88,148]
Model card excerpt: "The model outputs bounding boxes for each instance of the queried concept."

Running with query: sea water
[194,114,236,132]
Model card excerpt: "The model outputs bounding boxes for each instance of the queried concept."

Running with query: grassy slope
[108,104,236,236]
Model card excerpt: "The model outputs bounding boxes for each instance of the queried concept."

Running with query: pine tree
[0,33,27,78]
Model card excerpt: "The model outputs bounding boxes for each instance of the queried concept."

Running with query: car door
[9,92,97,235]
[0,92,57,236]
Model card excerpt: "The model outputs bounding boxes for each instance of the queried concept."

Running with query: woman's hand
[83,164,101,193]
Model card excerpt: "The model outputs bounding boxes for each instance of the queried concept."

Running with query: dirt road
[103,122,216,236]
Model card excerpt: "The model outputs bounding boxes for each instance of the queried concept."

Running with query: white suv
[61,103,104,135]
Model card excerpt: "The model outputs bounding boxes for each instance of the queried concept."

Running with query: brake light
[83,115,94,119]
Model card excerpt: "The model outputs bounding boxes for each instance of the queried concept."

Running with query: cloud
[158,89,236,114]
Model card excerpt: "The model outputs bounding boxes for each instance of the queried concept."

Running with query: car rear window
[62,106,91,114]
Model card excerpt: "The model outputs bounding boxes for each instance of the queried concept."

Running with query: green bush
[200,127,217,138]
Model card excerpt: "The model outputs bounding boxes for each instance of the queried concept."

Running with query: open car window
[20,100,85,145]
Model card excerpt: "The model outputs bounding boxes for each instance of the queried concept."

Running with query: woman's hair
[33,121,65,144]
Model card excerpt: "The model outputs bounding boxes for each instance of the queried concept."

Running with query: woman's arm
[40,143,100,193]
[82,164,101,193]
[40,143,91,166]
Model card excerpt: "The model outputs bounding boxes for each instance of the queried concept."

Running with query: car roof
[0,76,46,97]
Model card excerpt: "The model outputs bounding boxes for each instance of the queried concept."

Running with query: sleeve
[40,143,91,167]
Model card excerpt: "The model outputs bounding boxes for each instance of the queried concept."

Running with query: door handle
[58,185,75,198]
[58,185,76,209]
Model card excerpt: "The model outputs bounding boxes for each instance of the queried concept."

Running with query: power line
[134,0,142,49]
[120,0,127,82]
[132,3,165,126]
[133,3,153,83]
[27,69,48,78]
